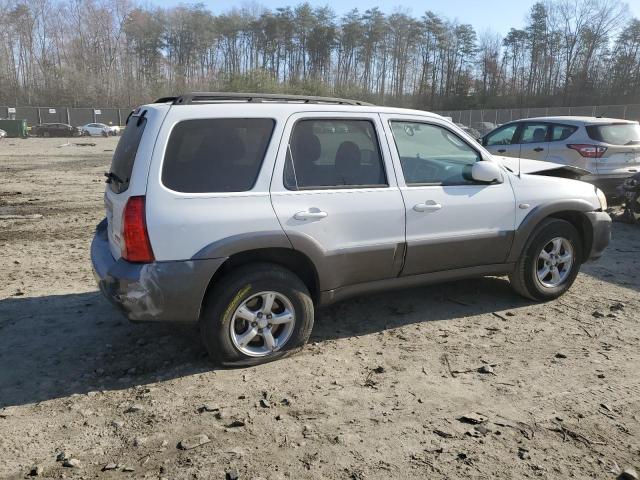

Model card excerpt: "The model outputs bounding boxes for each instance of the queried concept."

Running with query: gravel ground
[0,138,639,479]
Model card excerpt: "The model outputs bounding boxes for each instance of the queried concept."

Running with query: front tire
[200,263,314,367]
[509,219,583,301]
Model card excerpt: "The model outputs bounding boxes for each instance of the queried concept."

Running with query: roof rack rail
[154,92,374,106]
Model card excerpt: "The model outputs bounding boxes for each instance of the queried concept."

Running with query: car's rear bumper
[91,218,225,322]
[584,211,611,261]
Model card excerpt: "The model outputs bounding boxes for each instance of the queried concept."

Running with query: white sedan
[81,123,117,136]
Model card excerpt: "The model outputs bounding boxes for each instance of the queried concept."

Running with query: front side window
[391,121,480,186]
[284,119,387,190]
[162,118,275,193]
[519,123,549,144]
[485,124,518,146]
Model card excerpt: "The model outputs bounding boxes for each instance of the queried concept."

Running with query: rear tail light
[567,144,607,158]
[121,196,154,263]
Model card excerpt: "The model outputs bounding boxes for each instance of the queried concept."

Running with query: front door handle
[497,149,506,153]
[294,209,328,221]
[413,201,442,212]
[533,147,544,152]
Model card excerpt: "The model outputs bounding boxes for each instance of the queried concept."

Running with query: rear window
[586,123,640,145]
[162,118,274,193]
[108,114,147,194]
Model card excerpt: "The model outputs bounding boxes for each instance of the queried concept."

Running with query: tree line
[1,0,639,110]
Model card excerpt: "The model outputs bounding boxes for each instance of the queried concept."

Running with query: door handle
[497,149,506,153]
[413,201,442,212]
[533,147,544,152]
[294,209,328,220]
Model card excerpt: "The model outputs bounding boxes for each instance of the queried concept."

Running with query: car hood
[493,156,591,179]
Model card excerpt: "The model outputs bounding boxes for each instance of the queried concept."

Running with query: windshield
[586,123,640,145]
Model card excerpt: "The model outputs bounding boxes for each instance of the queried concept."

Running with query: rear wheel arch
[201,248,320,311]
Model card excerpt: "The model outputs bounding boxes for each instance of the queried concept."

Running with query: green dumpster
[0,119,28,138]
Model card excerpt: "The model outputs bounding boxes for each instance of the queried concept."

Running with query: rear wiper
[104,171,124,184]
[625,140,640,145]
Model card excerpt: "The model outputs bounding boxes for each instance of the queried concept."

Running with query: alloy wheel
[229,291,296,357]
[536,237,574,288]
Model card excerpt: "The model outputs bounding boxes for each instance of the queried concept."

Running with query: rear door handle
[413,201,442,212]
[294,209,328,220]
[533,147,544,152]
[497,149,506,153]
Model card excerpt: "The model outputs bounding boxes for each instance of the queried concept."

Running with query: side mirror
[472,161,503,184]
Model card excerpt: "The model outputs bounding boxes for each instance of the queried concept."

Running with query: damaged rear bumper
[91,219,225,322]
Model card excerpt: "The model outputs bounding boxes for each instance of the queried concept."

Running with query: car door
[483,122,521,158]
[382,114,516,276]
[518,122,550,161]
[270,113,406,292]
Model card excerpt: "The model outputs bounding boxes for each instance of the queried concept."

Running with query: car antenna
[518,154,522,178]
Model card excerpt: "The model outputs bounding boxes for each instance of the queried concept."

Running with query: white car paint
[82,123,110,136]
[105,102,605,264]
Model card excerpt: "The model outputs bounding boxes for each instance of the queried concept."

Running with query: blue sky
[148,0,640,36]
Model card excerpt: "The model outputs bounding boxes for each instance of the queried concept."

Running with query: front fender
[508,199,598,263]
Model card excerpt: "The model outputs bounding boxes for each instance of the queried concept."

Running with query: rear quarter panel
[144,106,287,261]
[105,104,170,259]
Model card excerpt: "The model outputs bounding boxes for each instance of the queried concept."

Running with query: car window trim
[387,118,484,187]
[283,116,390,192]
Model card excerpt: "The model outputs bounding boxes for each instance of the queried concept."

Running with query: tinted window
[520,123,549,144]
[162,118,274,193]
[391,122,480,185]
[552,124,578,141]
[485,124,518,146]
[108,114,147,194]
[284,119,386,190]
[586,123,640,145]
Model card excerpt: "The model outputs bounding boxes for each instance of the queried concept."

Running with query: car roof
[510,116,638,126]
[145,100,445,120]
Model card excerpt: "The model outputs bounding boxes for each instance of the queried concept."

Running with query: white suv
[92,93,611,366]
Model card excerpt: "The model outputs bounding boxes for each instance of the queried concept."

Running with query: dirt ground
[0,137,639,480]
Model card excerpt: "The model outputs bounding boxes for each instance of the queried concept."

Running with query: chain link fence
[435,104,640,130]
[3,103,640,130]
[0,106,132,127]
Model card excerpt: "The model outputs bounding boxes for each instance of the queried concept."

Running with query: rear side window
[586,123,640,145]
[519,123,549,144]
[162,118,275,193]
[108,114,147,194]
[551,124,578,141]
[284,119,387,190]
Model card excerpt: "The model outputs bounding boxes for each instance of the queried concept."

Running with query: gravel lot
[0,138,639,479]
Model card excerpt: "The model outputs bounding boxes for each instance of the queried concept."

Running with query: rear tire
[509,219,583,301]
[200,263,314,367]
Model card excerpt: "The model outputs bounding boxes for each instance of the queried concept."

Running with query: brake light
[121,196,154,263]
[567,144,607,158]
